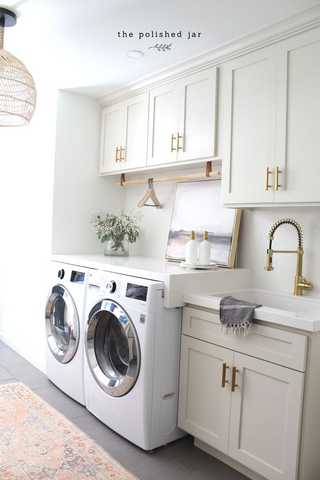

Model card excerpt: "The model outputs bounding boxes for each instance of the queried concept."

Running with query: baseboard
[0,332,46,374]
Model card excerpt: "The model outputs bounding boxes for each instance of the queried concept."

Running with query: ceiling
[1,0,319,98]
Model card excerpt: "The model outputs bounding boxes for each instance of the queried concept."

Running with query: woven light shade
[0,8,37,127]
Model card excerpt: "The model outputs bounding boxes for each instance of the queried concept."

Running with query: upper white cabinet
[99,92,149,174]
[147,67,218,166]
[222,27,320,206]
[275,28,320,203]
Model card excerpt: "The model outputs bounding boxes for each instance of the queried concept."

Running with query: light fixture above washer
[124,50,144,58]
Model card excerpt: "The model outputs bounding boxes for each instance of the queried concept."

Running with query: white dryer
[84,269,185,451]
[44,261,89,405]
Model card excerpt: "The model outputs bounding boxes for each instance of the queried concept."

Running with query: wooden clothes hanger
[138,178,162,209]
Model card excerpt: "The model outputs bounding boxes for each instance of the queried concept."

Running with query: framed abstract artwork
[165,180,241,267]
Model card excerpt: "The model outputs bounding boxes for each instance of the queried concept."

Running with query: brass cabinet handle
[177,133,183,151]
[265,167,271,191]
[171,134,176,152]
[275,166,281,190]
[120,146,124,162]
[115,147,120,162]
[231,366,239,392]
[221,362,229,388]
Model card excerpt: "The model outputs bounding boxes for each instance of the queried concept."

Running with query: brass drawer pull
[221,362,229,388]
[275,166,281,190]
[231,366,239,392]
[265,167,271,191]
[115,147,120,163]
[177,133,183,151]
[171,134,176,152]
[120,146,124,162]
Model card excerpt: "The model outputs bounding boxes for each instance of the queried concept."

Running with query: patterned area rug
[0,382,138,479]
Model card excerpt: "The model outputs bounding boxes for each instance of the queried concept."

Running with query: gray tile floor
[0,340,249,480]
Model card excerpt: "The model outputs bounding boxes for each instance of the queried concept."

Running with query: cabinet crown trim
[98,4,320,108]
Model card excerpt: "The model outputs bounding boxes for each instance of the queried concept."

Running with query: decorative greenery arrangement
[91,209,143,252]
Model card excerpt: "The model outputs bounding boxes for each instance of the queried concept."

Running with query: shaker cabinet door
[178,335,233,454]
[147,82,179,166]
[122,93,149,171]
[222,46,277,205]
[275,27,320,203]
[177,67,217,163]
[229,353,304,480]
[100,103,123,174]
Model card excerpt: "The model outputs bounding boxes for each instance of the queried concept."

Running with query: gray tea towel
[219,296,262,336]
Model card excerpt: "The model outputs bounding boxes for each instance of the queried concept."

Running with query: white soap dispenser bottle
[186,230,198,265]
[199,231,211,265]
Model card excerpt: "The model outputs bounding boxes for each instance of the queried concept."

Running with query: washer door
[45,285,80,364]
[86,300,140,397]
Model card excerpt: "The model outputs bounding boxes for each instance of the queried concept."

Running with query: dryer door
[45,285,80,364]
[86,300,140,397]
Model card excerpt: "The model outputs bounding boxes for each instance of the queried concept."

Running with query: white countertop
[51,254,252,308]
[51,254,320,332]
[184,290,320,333]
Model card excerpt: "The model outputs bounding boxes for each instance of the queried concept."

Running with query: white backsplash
[125,175,320,298]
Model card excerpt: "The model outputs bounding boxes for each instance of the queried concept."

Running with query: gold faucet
[265,218,313,296]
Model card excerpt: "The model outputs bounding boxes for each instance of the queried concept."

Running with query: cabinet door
[222,46,277,205]
[147,82,179,166]
[177,68,217,162]
[275,27,320,203]
[122,92,149,171]
[99,103,123,174]
[178,335,233,454]
[229,353,304,480]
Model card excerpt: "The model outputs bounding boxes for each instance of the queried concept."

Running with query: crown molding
[98,4,320,107]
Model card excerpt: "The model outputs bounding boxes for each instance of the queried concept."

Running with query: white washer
[84,269,185,451]
[44,261,89,405]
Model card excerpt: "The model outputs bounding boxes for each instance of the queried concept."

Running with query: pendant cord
[0,25,3,50]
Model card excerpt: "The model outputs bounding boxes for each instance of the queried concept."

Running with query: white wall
[0,72,57,371]
[52,91,125,254]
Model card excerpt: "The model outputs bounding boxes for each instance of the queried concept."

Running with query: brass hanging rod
[116,162,221,186]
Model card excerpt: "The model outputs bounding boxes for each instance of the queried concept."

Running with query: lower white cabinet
[178,307,306,480]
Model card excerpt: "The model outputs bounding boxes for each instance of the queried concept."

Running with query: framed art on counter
[165,180,241,268]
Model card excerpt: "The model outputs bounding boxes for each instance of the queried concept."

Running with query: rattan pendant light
[0,7,36,126]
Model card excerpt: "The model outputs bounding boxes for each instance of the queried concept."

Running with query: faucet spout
[264,219,313,296]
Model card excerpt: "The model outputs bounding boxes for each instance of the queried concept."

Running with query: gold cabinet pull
[177,133,183,151]
[265,167,271,191]
[231,366,239,392]
[221,362,229,388]
[120,146,124,162]
[275,166,281,190]
[115,147,120,162]
[171,134,176,152]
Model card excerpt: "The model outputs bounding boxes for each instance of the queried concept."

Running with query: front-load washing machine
[45,261,89,405]
[84,269,185,451]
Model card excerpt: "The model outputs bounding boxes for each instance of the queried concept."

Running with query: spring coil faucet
[265,218,313,296]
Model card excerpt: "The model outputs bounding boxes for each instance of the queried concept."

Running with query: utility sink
[213,288,320,313]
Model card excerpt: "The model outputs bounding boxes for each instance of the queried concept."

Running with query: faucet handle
[294,276,313,296]
[302,280,313,291]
